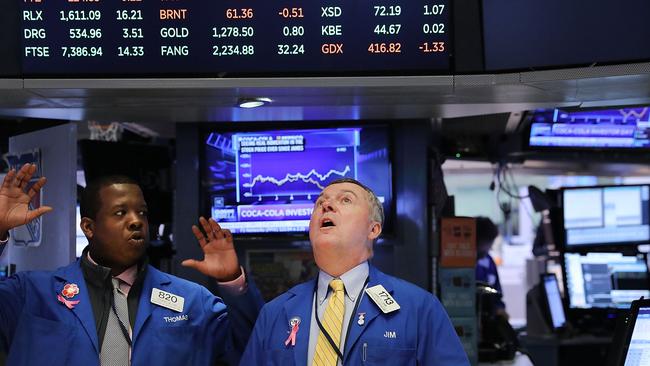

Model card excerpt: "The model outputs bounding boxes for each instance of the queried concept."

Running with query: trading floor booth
[524,184,650,365]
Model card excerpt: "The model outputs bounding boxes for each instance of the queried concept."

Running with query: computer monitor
[617,298,650,366]
[562,185,650,248]
[527,107,650,149]
[563,252,650,309]
[541,273,568,330]
[200,124,393,235]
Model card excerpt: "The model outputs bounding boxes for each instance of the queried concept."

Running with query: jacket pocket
[10,312,73,365]
[362,341,416,366]
[263,349,293,366]
[148,325,199,365]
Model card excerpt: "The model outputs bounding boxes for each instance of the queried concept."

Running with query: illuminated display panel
[563,252,649,310]
[200,125,392,235]
[561,185,650,248]
[19,0,450,77]
[528,107,650,150]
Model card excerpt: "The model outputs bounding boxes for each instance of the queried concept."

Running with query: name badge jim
[365,284,400,314]
[151,288,185,313]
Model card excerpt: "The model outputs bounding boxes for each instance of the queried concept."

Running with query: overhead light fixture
[238,97,271,108]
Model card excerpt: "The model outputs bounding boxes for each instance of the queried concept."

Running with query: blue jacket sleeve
[215,275,265,365]
[420,296,470,365]
[0,272,26,352]
[238,303,269,365]
[488,256,506,310]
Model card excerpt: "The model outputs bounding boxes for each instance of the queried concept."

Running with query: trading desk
[479,352,533,366]
[520,334,612,366]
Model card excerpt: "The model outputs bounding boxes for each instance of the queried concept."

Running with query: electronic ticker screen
[528,107,650,149]
[19,0,450,77]
[201,125,392,234]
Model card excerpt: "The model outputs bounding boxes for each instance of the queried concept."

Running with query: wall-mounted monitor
[482,1,650,71]
[561,185,650,248]
[200,125,392,235]
[563,252,650,310]
[527,107,650,150]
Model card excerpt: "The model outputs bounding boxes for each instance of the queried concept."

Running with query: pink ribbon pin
[285,317,301,347]
[285,323,299,347]
[58,283,81,309]
[57,294,80,309]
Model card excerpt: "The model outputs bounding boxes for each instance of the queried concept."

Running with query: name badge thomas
[151,288,185,313]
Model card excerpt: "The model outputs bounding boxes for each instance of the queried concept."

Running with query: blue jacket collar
[53,260,100,353]
[52,260,174,352]
[133,266,172,343]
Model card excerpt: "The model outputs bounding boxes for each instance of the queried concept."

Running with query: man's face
[309,182,381,267]
[83,183,149,272]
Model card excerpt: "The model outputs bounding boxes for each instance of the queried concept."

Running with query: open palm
[0,163,52,233]
[182,217,241,281]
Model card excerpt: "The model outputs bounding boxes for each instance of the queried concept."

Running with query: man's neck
[87,249,136,277]
[317,255,370,278]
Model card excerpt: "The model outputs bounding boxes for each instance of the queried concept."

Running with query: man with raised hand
[0,163,263,365]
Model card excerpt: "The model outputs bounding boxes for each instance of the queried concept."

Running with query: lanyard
[313,276,369,363]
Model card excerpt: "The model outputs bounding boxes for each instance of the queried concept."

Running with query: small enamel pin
[57,283,80,309]
[357,312,366,326]
[285,317,301,347]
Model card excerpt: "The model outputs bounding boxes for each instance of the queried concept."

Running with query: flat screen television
[200,125,392,235]
[563,252,650,310]
[527,107,650,150]
[561,185,650,248]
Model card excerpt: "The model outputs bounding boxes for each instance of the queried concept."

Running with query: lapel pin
[57,283,80,309]
[357,312,366,326]
[285,316,301,347]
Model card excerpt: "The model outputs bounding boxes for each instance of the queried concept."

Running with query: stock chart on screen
[201,126,392,234]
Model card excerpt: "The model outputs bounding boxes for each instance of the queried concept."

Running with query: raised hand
[181,217,242,281]
[0,163,52,235]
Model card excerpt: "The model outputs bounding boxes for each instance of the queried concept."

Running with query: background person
[475,216,508,318]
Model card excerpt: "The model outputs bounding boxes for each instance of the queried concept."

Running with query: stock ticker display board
[17,0,451,77]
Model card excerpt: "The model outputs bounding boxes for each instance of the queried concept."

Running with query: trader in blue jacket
[0,163,263,365]
[240,178,469,365]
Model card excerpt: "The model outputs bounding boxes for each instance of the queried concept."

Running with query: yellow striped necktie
[313,279,345,366]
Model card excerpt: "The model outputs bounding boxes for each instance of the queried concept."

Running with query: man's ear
[368,221,382,241]
[80,217,95,240]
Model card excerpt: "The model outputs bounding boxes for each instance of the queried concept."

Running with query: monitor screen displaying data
[18,0,450,76]
[542,274,567,329]
[562,185,650,248]
[564,252,650,309]
[624,306,650,366]
[528,107,650,149]
[201,125,392,235]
